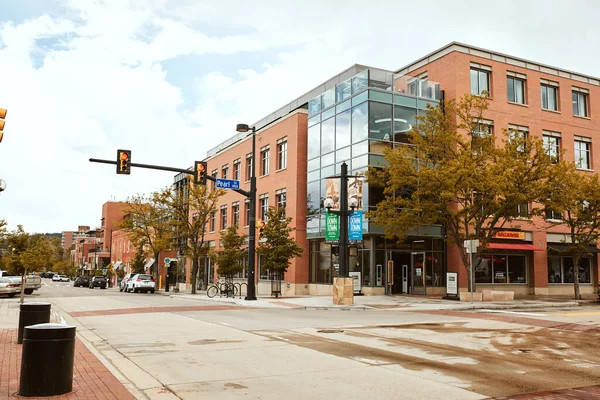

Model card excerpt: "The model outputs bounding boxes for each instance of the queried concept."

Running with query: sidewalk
[160,290,584,311]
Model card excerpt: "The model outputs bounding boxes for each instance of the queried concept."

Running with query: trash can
[17,302,51,344]
[19,323,76,397]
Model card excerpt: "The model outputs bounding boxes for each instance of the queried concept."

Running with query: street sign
[215,178,240,190]
[102,269,107,275]
[164,258,171,264]
[325,212,340,243]
[348,211,363,241]
[463,239,479,254]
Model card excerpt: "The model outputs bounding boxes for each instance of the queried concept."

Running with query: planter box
[491,291,514,301]
[460,292,483,302]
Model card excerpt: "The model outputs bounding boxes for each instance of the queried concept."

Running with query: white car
[125,274,155,293]
[52,275,70,282]
[0,277,20,298]
[119,273,135,292]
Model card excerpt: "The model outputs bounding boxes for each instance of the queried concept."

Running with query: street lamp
[236,123,257,300]
[323,162,357,277]
[0,179,6,192]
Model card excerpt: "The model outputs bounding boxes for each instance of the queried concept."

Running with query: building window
[574,138,591,169]
[513,202,529,219]
[260,146,270,176]
[259,195,269,222]
[541,80,559,111]
[232,202,240,227]
[210,211,216,232]
[233,159,241,181]
[543,133,561,163]
[545,208,562,221]
[472,122,493,154]
[221,165,228,180]
[220,206,227,230]
[276,189,286,219]
[277,138,288,170]
[475,254,526,284]
[244,200,250,227]
[211,170,217,191]
[548,256,591,283]
[258,254,268,280]
[507,74,526,104]
[470,66,490,96]
[508,124,529,153]
[572,88,589,117]
[245,154,252,181]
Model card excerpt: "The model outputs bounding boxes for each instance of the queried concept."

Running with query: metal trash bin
[19,323,76,397]
[17,302,51,344]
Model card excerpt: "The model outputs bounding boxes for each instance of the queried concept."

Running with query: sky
[0,0,599,233]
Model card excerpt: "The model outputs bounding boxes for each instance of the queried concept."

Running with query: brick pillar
[532,231,549,295]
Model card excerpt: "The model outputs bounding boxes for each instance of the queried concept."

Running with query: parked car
[0,271,42,294]
[40,272,55,279]
[125,274,155,293]
[73,276,90,287]
[89,276,107,289]
[119,273,135,292]
[0,277,20,298]
[52,274,69,282]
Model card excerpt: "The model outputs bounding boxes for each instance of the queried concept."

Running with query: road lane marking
[480,309,546,317]
[552,311,600,317]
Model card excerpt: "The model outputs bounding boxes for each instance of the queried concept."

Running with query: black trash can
[19,323,76,397]
[17,302,51,344]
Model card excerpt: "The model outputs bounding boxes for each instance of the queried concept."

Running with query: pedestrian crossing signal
[117,150,131,175]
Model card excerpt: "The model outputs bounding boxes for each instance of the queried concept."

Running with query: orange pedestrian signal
[194,161,207,185]
[116,150,131,175]
[0,108,6,143]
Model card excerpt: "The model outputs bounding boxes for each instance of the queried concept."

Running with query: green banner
[325,212,340,243]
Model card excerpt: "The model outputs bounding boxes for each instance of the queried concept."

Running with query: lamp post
[235,123,257,300]
[323,162,358,278]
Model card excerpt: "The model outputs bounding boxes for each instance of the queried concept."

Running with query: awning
[144,258,155,271]
[486,243,543,251]
[113,261,122,270]
[548,244,600,253]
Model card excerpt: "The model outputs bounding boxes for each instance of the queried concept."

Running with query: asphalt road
[7,283,600,400]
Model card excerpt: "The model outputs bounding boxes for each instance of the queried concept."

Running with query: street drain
[317,329,344,334]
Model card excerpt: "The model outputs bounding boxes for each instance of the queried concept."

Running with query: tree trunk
[191,257,198,295]
[573,255,581,300]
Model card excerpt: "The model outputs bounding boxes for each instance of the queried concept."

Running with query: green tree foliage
[257,207,303,277]
[118,191,174,282]
[210,225,246,280]
[544,162,600,299]
[161,181,223,294]
[130,246,147,274]
[367,94,554,292]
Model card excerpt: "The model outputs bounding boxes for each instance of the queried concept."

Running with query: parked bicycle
[207,281,238,298]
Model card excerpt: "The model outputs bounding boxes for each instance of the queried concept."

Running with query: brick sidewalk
[491,385,600,399]
[0,329,134,399]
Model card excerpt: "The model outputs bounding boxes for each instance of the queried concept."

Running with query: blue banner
[348,211,363,241]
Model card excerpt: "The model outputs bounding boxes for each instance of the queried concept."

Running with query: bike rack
[235,282,247,299]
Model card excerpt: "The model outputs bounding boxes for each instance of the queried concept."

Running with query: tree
[161,181,223,294]
[118,190,174,283]
[256,207,303,279]
[367,94,554,292]
[105,263,115,286]
[130,246,147,274]
[210,226,246,280]
[544,162,600,299]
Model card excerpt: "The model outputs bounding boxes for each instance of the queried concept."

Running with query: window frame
[574,138,591,170]
[220,206,228,230]
[277,138,288,170]
[233,159,241,181]
[259,195,269,222]
[260,146,270,176]
[507,75,526,105]
[245,154,252,181]
[276,189,287,220]
[470,67,491,96]
[232,202,240,227]
[540,80,559,111]
[542,132,561,163]
[572,88,589,118]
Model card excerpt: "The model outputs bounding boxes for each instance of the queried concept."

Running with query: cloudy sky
[0,0,598,233]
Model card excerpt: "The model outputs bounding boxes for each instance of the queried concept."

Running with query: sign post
[463,240,479,304]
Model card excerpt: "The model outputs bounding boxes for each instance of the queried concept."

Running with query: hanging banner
[348,211,363,241]
[325,177,364,211]
[325,212,340,243]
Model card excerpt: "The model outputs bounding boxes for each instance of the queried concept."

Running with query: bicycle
[207,281,238,298]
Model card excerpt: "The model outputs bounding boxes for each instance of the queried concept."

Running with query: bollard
[19,323,76,397]
[17,302,51,344]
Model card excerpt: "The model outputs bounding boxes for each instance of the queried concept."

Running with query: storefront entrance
[385,251,426,295]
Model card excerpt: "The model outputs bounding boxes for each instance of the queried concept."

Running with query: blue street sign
[348,211,363,241]
[215,178,240,190]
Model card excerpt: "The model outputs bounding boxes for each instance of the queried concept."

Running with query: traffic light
[0,108,6,143]
[257,220,266,238]
[194,161,207,185]
[116,149,131,175]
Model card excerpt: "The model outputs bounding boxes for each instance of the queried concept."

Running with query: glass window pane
[470,69,479,95]
[308,124,320,159]
[541,86,548,109]
[308,157,320,171]
[308,97,321,116]
[507,255,526,283]
[479,71,488,94]
[369,154,387,168]
[322,107,335,121]
[321,165,334,179]
[322,88,335,110]
[572,92,578,115]
[475,255,492,283]
[352,91,368,106]
[516,80,524,104]
[563,257,574,283]
[353,154,368,169]
[336,146,351,164]
[336,109,351,149]
[308,170,320,182]
[308,114,321,127]
[394,95,417,108]
[321,152,334,167]
[352,70,368,94]
[393,105,417,143]
[336,79,351,103]
[548,87,556,111]
[548,257,562,283]
[321,117,335,154]
[369,102,393,140]
[336,99,351,114]
[578,258,591,283]
[507,77,515,103]
[352,140,368,158]
[369,90,393,103]
[352,102,368,143]
[369,140,392,155]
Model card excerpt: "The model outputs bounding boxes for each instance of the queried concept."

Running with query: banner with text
[325,212,340,243]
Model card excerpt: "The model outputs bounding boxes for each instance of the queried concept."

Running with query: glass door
[411,252,426,295]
